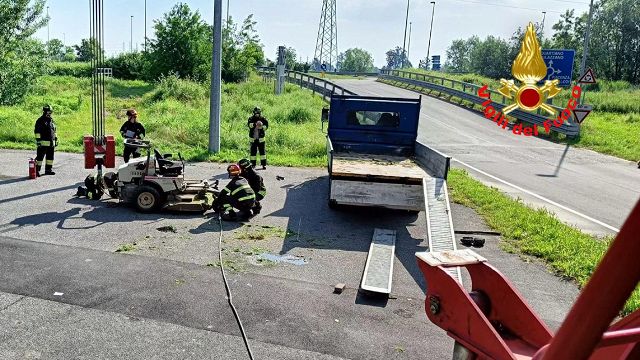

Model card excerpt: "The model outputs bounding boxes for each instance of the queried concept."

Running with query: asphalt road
[334,79,640,236]
[0,150,579,359]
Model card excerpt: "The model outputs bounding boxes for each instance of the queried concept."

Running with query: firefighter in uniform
[247,107,269,169]
[212,164,256,221]
[120,109,146,163]
[238,158,267,215]
[34,105,58,176]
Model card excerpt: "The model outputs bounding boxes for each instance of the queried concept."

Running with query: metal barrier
[257,67,356,100]
[379,69,580,137]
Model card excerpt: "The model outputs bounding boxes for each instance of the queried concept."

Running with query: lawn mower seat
[155,149,183,176]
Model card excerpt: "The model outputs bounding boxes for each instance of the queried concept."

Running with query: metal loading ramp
[423,176,461,282]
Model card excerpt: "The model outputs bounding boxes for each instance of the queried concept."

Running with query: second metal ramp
[423,176,461,282]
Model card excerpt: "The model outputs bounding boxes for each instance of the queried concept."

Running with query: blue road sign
[431,55,441,71]
[542,49,576,88]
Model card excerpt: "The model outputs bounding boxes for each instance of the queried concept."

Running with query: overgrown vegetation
[0,74,327,166]
[447,168,639,315]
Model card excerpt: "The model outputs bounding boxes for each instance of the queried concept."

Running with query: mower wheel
[134,185,162,213]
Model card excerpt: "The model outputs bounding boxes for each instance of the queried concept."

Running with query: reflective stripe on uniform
[258,138,265,143]
[222,203,233,209]
[258,190,266,196]
[39,140,51,146]
[249,156,257,161]
[260,155,267,160]
[231,184,252,196]
[238,194,255,202]
[249,123,255,128]
[36,161,43,166]
[34,133,41,138]
[46,160,54,165]
[222,188,230,194]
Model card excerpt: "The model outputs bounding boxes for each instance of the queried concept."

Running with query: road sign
[431,55,441,71]
[578,68,597,85]
[542,49,576,88]
[572,104,593,124]
[321,63,327,71]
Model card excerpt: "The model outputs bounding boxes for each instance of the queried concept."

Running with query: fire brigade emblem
[499,23,561,116]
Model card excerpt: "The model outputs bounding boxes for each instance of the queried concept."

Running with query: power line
[446,0,564,14]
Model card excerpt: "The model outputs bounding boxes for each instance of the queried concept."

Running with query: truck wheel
[134,185,161,213]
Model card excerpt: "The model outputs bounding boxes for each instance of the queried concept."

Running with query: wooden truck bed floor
[331,153,428,182]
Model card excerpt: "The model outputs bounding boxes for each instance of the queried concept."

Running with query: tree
[74,38,104,62]
[0,0,48,105]
[221,15,264,82]
[445,37,478,73]
[339,48,374,72]
[62,46,76,62]
[46,38,64,61]
[469,36,512,79]
[147,3,212,82]
[386,46,410,69]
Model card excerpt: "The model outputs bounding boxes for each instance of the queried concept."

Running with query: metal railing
[379,69,580,137]
[258,67,356,100]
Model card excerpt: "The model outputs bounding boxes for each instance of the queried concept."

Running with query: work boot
[45,171,56,175]
[262,165,267,170]
[251,202,262,215]
[221,210,238,221]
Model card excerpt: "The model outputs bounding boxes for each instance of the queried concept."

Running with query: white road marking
[453,158,621,233]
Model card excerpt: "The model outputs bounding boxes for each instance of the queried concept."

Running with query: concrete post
[208,0,222,153]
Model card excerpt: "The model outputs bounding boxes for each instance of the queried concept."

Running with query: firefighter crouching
[238,158,266,215]
[248,107,268,169]
[212,164,256,221]
[34,105,58,176]
[120,109,146,163]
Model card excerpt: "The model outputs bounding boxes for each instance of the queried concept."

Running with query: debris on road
[334,283,346,294]
[156,225,177,233]
[276,175,285,181]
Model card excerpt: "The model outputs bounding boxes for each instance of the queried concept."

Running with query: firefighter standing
[34,105,58,176]
[238,158,267,215]
[120,109,146,163]
[212,164,256,221]
[248,107,269,169]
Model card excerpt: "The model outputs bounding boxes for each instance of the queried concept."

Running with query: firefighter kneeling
[212,164,256,221]
[238,158,266,215]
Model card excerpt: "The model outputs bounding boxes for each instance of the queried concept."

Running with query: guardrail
[379,69,580,137]
[257,67,356,100]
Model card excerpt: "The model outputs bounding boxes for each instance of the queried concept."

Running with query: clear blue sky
[35,0,590,67]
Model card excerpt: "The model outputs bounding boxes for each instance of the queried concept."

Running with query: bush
[148,74,207,103]
[105,52,149,80]
[49,62,92,77]
[0,39,48,105]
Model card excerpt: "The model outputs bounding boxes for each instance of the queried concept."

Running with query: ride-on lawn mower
[101,139,219,213]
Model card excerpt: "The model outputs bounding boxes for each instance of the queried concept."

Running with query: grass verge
[447,168,639,315]
[0,74,328,167]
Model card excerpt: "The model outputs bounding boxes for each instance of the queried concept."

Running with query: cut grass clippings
[447,168,639,315]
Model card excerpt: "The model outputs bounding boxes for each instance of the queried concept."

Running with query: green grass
[115,243,137,252]
[388,68,640,161]
[447,168,639,315]
[0,74,328,167]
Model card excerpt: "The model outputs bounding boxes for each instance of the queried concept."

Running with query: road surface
[335,78,640,236]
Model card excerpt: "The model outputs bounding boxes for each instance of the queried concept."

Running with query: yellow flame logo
[498,22,561,115]
[512,24,547,84]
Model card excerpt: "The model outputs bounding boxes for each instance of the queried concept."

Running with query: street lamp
[144,0,147,51]
[407,22,412,65]
[401,0,410,68]
[47,6,50,44]
[541,11,547,38]
[130,15,134,52]
[426,1,436,70]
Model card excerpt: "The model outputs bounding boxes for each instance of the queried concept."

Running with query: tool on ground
[460,236,485,248]
[416,199,640,359]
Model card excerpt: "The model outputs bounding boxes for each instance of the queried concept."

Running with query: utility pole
[426,1,436,70]
[401,0,410,68]
[130,16,134,52]
[47,6,50,44]
[407,22,412,65]
[63,33,66,46]
[209,0,222,153]
[541,11,547,38]
[579,0,595,105]
[226,0,230,27]
[144,0,147,51]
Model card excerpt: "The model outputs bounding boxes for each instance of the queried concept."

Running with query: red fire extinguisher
[28,158,37,179]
